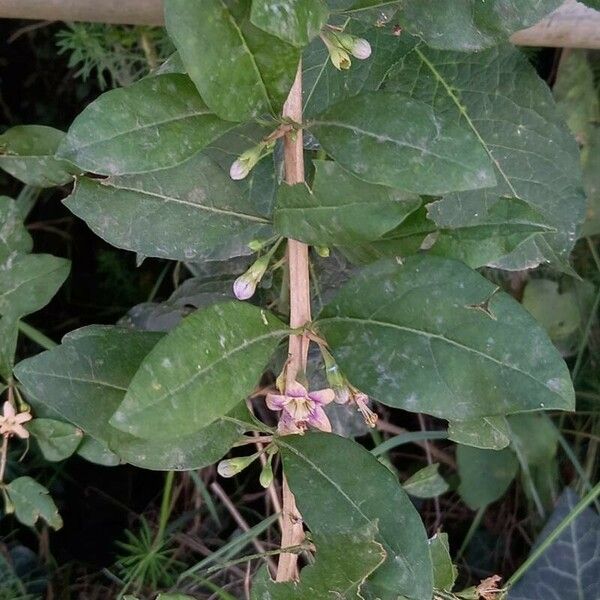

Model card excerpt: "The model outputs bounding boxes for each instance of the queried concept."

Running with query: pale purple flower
[350,38,372,60]
[266,381,335,434]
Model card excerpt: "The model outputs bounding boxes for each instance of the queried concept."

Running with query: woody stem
[276,62,309,583]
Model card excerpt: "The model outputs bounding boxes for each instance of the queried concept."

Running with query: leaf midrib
[318,315,567,402]
[90,180,271,224]
[119,327,288,422]
[413,45,519,198]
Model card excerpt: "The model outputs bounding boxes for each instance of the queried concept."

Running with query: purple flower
[266,381,335,434]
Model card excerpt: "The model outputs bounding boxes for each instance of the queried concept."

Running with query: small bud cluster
[320,29,372,71]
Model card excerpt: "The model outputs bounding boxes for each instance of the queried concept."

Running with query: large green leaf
[0,126,77,187]
[56,74,233,175]
[64,152,272,262]
[250,0,329,47]
[14,325,247,471]
[457,445,519,509]
[0,254,70,318]
[252,523,386,599]
[509,488,600,600]
[5,477,63,530]
[392,0,562,51]
[274,160,420,245]
[317,256,574,421]
[426,196,554,268]
[279,432,433,600]
[0,196,32,265]
[310,92,496,195]
[385,42,585,270]
[111,302,287,440]
[165,0,300,122]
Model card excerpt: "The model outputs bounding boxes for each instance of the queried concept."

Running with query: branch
[1,1,600,49]
[276,64,308,584]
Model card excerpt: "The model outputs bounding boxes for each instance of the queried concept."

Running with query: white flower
[0,401,31,439]
[350,37,371,60]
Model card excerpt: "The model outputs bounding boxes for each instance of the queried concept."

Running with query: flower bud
[217,454,258,478]
[320,31,351,70]
[230,142,268,180]
[350,37,372,60]
[315,245,330,257]
[233,255,270,301]
[259,459,274,488]
[333,386,350,405]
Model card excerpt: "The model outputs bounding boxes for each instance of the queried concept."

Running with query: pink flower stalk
[266,381,335,434]
[0,401,31,439]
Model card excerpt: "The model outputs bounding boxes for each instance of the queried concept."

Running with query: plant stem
[277,63,308,583]
[17,320,57,350]
[0,435,8,483]
[506,480,600,588]
[155,470,175,546]
[457,505,486,560]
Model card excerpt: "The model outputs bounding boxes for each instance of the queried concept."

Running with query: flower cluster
[0,401,31,439]
[320,29,372,70]
[266,381,335,434]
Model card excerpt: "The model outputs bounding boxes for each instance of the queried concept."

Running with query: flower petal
[286,381,308,398]
[266,393,288,411]
[12,424,29,439]
[277,411,304,435]
[308,405,332,432]
[15,412,32,424]
[3,401,15,419]
[309,388,335,406]
[286,398,313,420]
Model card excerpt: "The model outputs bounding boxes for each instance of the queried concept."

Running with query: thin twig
[209,482,277,577]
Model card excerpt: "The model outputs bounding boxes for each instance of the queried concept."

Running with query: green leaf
[390,0,562,51]
[457,445,519,509]
[0,196,33,265]
[310,92,496,195]
[580,0,600,7]
[427,196,554,268]
[448,416,511,450]
[5,477,63,530]
[251,523,386,599]
[0,254,70,318]
[56,74,233,175]
[251,0,329,47]
[385,42,586,270]
[403,463,449,499]
[303,21,406,118]
[14,325,246,471]
[508,412,559,514]
[111,302,287,440]
[165,0,300,121]
[274,160,420,245]
[0,126,77,187]
[0,318,19,381]
[64,152,272,262]
[509,488,600,600]
[279,432,433,600]
[27,418,83,462]
[522,278,596,356]
[554,50,599,147]
[429,533,457,593]
[317,256,574,421]
[76,436,120,466]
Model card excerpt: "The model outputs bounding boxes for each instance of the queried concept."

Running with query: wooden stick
[276,64,308,584]
[1,0,600,49]
[510,0,600,49]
